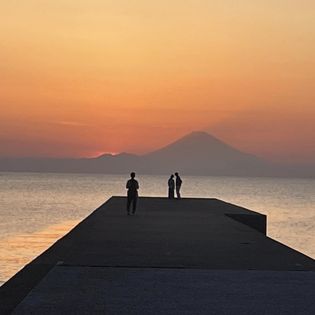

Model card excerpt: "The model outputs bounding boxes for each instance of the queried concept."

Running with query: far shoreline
[0,170,314,180]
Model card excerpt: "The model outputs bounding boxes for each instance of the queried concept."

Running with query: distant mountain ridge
[0,131,313,177]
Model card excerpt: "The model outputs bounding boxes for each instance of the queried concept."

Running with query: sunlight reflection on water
[0,219,79,286]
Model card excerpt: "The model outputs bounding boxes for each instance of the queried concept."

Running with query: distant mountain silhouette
[0,131,313,177]
[140,131,271,176]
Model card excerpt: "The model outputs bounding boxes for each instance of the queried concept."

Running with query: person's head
[170,174,174,178]
[130,172,136,178]
[175,172,179,176]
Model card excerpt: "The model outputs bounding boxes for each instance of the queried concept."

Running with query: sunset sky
[1,1,314,163]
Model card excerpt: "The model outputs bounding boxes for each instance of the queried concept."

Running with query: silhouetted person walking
[175,172,182,199]
[126,172,139,215]
[168,174,175,199]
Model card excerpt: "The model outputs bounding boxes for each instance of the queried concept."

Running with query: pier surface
[1,197,315,314]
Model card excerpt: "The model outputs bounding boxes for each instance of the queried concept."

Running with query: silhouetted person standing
[126,172,139,215]
[168,174,175,199]
[175,172,182,199]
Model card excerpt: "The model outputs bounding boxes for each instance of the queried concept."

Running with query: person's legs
[127,196,132,214]
[132,197,137,214]
[176,186,181,199]
[170,189,174,199]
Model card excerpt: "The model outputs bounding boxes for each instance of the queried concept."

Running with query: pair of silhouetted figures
[168,173,182,199]
[126,172,182,215]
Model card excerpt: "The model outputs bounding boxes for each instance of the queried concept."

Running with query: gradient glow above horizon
[1,1,314,163]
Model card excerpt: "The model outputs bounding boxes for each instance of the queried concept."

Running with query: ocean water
[0,172,314,285]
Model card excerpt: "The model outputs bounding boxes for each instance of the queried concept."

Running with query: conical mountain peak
[174,131,225,146]
[146,131,238,157]
[182,130,215,138]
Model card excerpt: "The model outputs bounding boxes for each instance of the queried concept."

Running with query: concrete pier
[1,197,315,314]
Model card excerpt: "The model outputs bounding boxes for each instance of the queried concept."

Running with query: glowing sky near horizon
[1,1,314,163]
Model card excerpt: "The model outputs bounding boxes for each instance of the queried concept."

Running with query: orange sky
[1,1,314,163]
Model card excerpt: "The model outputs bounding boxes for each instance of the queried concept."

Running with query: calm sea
[0,172,314,285]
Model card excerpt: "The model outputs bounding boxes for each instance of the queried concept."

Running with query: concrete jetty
[1,197,315,314]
